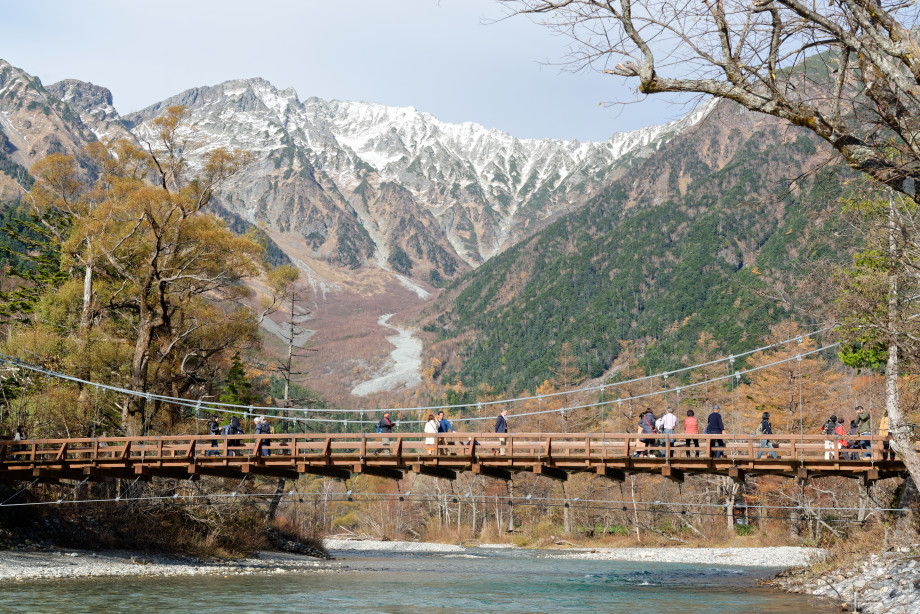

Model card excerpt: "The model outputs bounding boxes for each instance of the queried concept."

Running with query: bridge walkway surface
[0,432,908,485]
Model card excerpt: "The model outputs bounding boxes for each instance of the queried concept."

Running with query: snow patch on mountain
[350,314,423,396]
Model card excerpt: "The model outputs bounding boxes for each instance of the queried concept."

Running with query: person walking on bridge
[495,408,509,456]
[755,411,778,460]
[683,410,699,458]
[706,405,725,459]
[206,416,221,457]
[637,409,656,458]
[661,407,677,457]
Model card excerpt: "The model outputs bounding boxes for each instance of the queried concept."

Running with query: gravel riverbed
[0,549,343,581]
[774,546,920,614]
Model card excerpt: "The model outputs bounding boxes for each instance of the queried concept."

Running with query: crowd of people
[820,406,893,460]
[630,404,894,460]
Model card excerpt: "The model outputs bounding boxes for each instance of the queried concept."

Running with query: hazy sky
[1,0,691,142]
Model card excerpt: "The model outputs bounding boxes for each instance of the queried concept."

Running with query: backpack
[823,420,836,435]
[755,423,763,436]
[375,425,382,434]
[221,424,232,436]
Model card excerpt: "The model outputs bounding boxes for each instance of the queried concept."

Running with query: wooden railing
[0,432,908,483]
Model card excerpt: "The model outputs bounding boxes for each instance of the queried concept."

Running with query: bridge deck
[0,433,907,484]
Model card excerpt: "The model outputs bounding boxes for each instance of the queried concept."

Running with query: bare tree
[504,0,920,198]
[505,0,920,496]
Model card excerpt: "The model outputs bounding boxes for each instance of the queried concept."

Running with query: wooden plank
[55,443,68,462]
[532,463,568,482]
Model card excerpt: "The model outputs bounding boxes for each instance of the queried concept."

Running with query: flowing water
[2,548,836,613]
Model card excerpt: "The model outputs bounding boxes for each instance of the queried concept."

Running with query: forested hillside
[424,101,850,393]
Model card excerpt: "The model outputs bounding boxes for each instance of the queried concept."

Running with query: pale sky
[0,0,689,142]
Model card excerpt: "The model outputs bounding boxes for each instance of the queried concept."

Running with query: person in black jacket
[495,409,508,455]
[207,416,221,456]
[756,411,778,459]
[706,405,725,458]
[376,411,395,455]
[255,416,271,456]
[224,416,243,456]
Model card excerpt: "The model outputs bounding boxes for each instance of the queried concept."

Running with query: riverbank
[326,538,821,567]
[0,549,343,581]
[773,545,920,614]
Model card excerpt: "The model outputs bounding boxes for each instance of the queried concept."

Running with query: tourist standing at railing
[424,414,438,455]
[756,411,778,459]
[683,410,699,458]
[255,416,271,456]
[437,411,456,454]
[822,415,837,460]
[706,405,724,458]
[377,411,395,455]
[206,416,221,457]
[835,417,849,458]
[12,425,25,460]
[661,407,677,457]
[855,406,872,458]
[495,408,509,456]
[637,409,656,458]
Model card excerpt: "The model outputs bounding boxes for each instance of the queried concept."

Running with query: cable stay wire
[0,342,840,425]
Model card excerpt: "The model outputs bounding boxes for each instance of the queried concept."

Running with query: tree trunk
[124,314,155,436]
[507,481,515,532]
[80,261,93,331]
[562,482,573,534]
[267,478,286,523]
[886,199,920,490]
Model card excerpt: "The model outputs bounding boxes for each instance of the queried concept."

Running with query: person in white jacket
[424,413,438,454]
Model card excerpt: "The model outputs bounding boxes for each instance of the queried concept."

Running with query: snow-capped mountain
[0,59,713,286]
[123,77,713,283]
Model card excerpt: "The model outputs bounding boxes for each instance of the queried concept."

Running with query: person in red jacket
[683,409,699,458]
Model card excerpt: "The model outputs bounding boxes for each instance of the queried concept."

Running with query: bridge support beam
[863,468,879,484]
[532,463,568,482]
[728,467,746,483]
[472,464,512,481]
[797,468,808,481]
[662,466,684,483]
[596,464,626,482]
[410,464,457,480]
[353,463,404,481]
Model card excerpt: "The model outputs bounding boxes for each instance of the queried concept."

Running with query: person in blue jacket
[437,410,456,454]
[706,405,725,458]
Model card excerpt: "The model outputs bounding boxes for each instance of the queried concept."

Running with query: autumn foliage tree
[6,106,264,435]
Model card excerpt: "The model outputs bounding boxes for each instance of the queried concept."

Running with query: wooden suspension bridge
[0,432,908,485]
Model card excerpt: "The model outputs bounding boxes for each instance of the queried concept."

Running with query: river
[1,547,835,612]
